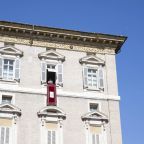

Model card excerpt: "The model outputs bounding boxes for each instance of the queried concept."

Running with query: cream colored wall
[0,42,122,144]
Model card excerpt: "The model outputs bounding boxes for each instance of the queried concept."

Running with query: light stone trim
[0,36,116,54]
[0,83,120,101]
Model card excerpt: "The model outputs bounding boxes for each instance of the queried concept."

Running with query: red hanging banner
[47,83,57,106]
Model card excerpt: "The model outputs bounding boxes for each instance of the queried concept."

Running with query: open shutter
[83,66,88,88]
[0,57,3,78]
[41,61,46,83]
[56,64,63,86]
[15,58,20,81]
[98,65,104,89]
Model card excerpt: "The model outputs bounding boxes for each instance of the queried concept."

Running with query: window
[3,59,14,80]
[83,65,104,90]
[4,42,14,47]
[91,133,99,144]
[89,103,99,112]
[87,68,98,88]
[38,49,65,86]
[47,130,56,144]
[41,62,63,86]
[2,95,12,104]
[0,58,20,81]
[0,126,10,144]
[90,126,101,144]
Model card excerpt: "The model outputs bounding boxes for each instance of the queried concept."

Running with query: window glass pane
[4,59,8,64]
[3,59,14,80]
[2,96,12,104]
[88,68,97,87]
[9,60,14,65]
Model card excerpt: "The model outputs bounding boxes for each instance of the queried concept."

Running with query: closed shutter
[48,131,51,144]
[56,64,63,86]
[92,134,99,144]
[5,128,9,144]
[52,131,56,144]
[41,61,46,83]
[0,127,5,144]
[0,57,3,78]
[98,66,104,89]
[15,58,20,81]
[83,66,88,88]
[47,130,56,144]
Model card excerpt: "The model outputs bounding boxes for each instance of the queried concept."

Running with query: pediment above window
[38,49,65,62]
[79,55,105,65]
[37,106,66,120]
[0,103,21,116]
[0,46,23,57]
[81,111,108,123]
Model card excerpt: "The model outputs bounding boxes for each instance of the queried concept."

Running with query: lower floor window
[92,134,99,144]
[0,127,10,144]
[48,130,56,144]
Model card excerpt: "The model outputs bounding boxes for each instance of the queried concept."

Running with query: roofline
[0,20,127,54]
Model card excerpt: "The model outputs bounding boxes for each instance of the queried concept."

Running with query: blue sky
[1,0,144,143]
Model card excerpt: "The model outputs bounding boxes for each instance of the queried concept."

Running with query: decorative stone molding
[38,49,65,62]
[0,21,127,54]
[79,55,105,65]
[37,106,66,120]
[0,103,21,124]
[0,45,23,57]
[81,111,108,123]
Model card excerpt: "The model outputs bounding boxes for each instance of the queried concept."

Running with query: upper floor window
[89,103,99,112]
[2,95,12,104]
[38,49,65,86]
[80,55,105,91]
[0,45,23,82]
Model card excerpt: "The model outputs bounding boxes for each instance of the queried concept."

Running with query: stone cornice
[0,21,127,54]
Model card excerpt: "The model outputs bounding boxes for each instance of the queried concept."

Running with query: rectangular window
[0,58,20,81]
[83,66,104,90]
[3,59,14,80]
[89,103,99,112]
[47,130,56,144]
[92,134,99,144]
[41,62,63,86]
[0,127,10,144]
[2,95,12,104]
[87,68,98,88]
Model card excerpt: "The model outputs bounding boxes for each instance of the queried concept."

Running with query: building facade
[0,21,127,144]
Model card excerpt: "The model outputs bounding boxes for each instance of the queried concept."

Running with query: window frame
[0,126,12,144]
[0,93,15,105]
[83,64,104,91]
[88,101,101,112]
[0,55,20,83]
[41,59,63,87]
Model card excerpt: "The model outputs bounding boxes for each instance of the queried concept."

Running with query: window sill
[41,83,63,88]
[84,86,104,92]
[0,79,20,85]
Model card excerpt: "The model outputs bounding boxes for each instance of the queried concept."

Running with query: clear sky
[0,0,144,143]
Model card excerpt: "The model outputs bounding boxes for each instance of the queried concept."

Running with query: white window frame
[83,64,104,91]
[0,93,15,105]
[41,59,63,87]
[0,55,20,83]
[0,126,12,144]
[47,129,57,144]
[87,67,99,90]
[88,101,101,112]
